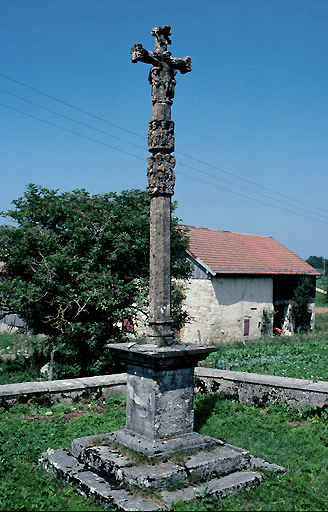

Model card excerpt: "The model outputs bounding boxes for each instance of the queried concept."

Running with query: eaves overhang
[187,251,216,277]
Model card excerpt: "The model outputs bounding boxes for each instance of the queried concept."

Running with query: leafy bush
[261,308,273,336]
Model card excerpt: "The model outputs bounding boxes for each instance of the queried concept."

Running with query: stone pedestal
[107,342,217,455]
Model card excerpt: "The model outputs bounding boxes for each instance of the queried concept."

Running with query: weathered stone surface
[121,461,187,490]
[0,373,127,408]
[71,433,115,459]
[111,429,221,459]
[131,26,191,344]
[40,448,85,481]
[148,195,173,345]
[161,471,263,507]
[147,120,175,152]
[106,489,163,511]
[195,367,328,409]
[81,444,132,476]
[249,455,286,473]
[40,448,162,511]
[185,444,250,480]
[107,343,217,371]
[147,154,176,196]
[40,437,282,511]
[108,344,217,442]
[126,365,194,439]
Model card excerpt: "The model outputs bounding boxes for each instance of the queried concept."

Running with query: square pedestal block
[127,365,194,439]
[108,343,217,442]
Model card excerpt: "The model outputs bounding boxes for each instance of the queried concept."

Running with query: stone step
[40,448,264,511]
[161,470,264,508]
[40,438,283,511]
[76,441,250,491]
[69,431,250,488]
[39,449,162,511]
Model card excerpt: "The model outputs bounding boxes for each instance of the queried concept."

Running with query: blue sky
[1,0,327,260]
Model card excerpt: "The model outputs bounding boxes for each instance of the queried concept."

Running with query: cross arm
[131,44,159,66]
[170,55,192,74]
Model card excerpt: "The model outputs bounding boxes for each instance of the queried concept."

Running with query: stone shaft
[148,195,173,342]
[131,26,191,345]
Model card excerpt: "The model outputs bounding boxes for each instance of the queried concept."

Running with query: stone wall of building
[180,276,274,344]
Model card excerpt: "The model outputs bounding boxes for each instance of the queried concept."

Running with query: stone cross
[131,26,191,346]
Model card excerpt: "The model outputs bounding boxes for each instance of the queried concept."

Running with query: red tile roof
[182,225,320,276]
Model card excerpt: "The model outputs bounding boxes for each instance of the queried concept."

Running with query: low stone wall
[0,369,327,410]
[0,374,127,408]
[195,368,328,409]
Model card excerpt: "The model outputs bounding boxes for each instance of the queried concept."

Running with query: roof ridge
[179,224,275,240]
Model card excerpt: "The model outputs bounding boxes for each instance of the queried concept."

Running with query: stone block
[40,448,162,511]
[81,445,132,476]
[71,433,114,459]
[160,471,263,507]
[121,461,187,490]
[40,448,85,482]
[112,429,221,459]
[185,444,250,480]
[249,455,286,473]
[106,490,163,511]
[126,366,194,439]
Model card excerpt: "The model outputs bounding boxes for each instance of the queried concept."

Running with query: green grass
[0,331,51,385]
[207,314,328,381]
[315,290,328,307]
[0,396,126,511]
[0,331,48,355]
[0,394,327,511]
[315,273,328,306]
[173,394,328,511]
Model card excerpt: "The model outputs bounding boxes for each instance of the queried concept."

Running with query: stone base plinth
[40,432,285,511]
[40,343,285,508]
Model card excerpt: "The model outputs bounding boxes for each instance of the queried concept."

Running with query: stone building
[179,225,320,344]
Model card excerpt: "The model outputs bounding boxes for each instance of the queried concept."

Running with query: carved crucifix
[131,26,191,346]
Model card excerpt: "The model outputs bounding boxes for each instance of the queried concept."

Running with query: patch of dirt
[63,405,109,421]
[63,410,87,421]
[25,405,111,423]
[315,307,328,315]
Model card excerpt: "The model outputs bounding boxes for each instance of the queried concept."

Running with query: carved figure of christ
[131,26,191,346]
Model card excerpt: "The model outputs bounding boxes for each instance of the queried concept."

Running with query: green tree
[0,184,191,377]
[306,255,324,270]
[291,277,314,333]
[306,256,328,303]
